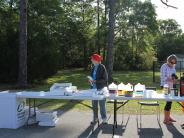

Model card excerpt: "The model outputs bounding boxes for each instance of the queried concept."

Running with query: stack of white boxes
[36,110,59,126]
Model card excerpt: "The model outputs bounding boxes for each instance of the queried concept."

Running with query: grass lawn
[0,68,183,115]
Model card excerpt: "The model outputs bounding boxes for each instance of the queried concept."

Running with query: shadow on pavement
[78,123,125,138]
[166,124,184,138]
[138,128,163,138]
[78,114,130,137]
[0,125,51,138]
[137,115,163,138]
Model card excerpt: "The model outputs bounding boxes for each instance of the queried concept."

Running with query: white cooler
[0,92,26,129]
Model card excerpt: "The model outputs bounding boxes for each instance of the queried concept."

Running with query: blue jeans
[92,99,107,120]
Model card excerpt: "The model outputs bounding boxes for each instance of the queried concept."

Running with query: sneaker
[90,118,99,125]
[102,118,107,124]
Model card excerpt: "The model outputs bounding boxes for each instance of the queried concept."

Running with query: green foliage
[27,0,64,81]
[158,19,182,36]
[113,0,157,70]
[0,2,19,82]
[156,19,183,61]
[1,0,184,83]
[0,0,97,83]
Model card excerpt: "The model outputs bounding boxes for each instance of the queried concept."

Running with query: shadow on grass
[36,99,92,117]
[56,101,92,117]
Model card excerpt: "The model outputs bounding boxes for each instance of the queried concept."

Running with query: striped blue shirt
[160,63,176,86]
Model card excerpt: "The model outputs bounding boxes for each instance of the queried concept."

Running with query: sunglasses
[170,61,176,65]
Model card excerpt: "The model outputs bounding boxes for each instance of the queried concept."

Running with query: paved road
[0,110,184,138]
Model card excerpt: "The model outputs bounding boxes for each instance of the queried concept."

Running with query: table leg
[113,99,117,135]
[26,98,37,126]
[27,98,31,126]
[33,99,36,116]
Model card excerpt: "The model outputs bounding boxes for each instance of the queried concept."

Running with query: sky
[149,0,184,31]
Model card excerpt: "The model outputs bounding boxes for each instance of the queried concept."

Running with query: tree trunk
[96,0,100,54]
[106,0,116,82]
[103,0,107,63]
[82,0,87,70]
[18,0,27,87]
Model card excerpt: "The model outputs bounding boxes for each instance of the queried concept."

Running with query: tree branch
[160,0,178,9]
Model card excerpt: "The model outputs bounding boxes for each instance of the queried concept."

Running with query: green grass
[0,68,183,115]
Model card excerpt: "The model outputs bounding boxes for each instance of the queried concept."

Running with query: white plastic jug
[118,83,126,96]
[108,83,118,95]
[125,83,133,91]
[163,84,169,95]
[118,83,126,90]
[125,83,133,97]
[134,83,145,92]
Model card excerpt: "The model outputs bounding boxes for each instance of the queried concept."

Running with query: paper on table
[87,76,93,81]
[73,89,95,97]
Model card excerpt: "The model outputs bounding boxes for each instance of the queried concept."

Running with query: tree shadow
[54,100,92,117]
[78,114,130,137]
[78,123,125,138]
[0,125,52,138]
[35,99,90,117]
[78,101,93,110]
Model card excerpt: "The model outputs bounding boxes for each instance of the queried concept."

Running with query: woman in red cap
[88,54,108,124]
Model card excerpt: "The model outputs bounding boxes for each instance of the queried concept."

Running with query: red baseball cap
[91,54,103,62]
